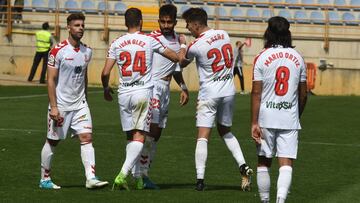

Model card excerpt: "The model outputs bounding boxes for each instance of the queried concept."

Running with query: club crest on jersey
[74,66,82,74]
[48,54,55,66]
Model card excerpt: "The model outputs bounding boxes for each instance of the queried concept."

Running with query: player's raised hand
[179,90,189,106]
[103,86,114,101]
[251,124,262,145]
[179,34,187,45]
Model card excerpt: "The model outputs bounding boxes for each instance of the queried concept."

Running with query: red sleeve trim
[49,40,68,58]
[252,48,269,80]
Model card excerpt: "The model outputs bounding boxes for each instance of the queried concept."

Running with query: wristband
[180,44,187,49]
[180,83,188,91]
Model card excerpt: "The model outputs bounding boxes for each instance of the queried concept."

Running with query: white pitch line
[0,91,103,100]
[0,128,359,148]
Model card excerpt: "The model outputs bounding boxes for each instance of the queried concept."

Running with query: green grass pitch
[0,86,359,202]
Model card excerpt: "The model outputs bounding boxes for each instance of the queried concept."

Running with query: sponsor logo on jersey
[84,55,90,62]
[65,57,74,60]
[121,81,145,87]
[213,73,233,82]
[265,101,293,110]
[74,66,82,74]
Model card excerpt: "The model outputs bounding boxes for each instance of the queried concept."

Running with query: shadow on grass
[156,183,241,191]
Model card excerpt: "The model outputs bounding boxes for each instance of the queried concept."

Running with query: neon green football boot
[134,177,144,190]
[112,172,129,191]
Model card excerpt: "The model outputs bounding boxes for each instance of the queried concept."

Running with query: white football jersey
[48,39,92,111]
[107,31,166,94]
[253,46,306,129]
[150,30,181,80]
[186,29,235,99]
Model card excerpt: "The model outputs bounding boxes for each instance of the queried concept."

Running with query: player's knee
[258,156,272,168]
[217,123,230,136]
[46,138,60,146]
[78,133,92,143]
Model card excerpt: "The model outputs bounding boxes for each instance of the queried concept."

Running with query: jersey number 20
[120,51,146,76]
[275,66,290,96]
[207,44,233,73]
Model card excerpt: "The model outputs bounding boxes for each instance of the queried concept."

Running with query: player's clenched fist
[103,87,114,101]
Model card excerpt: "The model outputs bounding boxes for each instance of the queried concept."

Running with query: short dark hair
[67,13,85,25]
[125,8,142,28]
[42,22,49,30]
[182,7,207,26]
[263,16,293,48]
[159,4,177,20]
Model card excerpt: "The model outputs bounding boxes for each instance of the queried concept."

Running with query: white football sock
[257,166,271,202]
[80,142,96,180]
[195,138,208,179]
[140,136,155,177]
[121,140,144,176]
[222,132,246,167]
[277,166,293,202]
[41,141,55,180]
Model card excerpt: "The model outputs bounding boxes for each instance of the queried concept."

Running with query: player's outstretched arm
[101,58,116,101]
[298,82,307,118]
[47,66,60,121]
[251,81,263,145]
[173,71,189,106]
[162,48,179,63]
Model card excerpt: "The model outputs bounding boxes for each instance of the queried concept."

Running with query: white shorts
[196,95,234,128]
[151,80,170,128]
[257,128,299,159]
[47,106,93,140]
[118,89,152,132]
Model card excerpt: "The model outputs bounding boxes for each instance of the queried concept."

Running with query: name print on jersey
[206,33,225,45]
[118,39,146,48]
[264,51,301,68]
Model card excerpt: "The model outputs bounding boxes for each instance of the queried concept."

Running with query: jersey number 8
[207,44,233,73]
[275,66,290,96]
[120,51,146,76]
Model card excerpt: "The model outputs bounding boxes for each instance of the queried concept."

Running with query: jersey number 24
[120,51,146,76]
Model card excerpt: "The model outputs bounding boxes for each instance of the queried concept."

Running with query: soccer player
[179,8,253,191]
[101,8,179,191]
[131,3,190,190]
[251,16,307,203]
[39,13,109,190]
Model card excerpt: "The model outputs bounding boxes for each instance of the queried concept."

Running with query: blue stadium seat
[238,0,253,7]
[114,2,127,15]
[98,2,109,14]
[32,0,48,12]
[310,11,325,24]
[301,0,318,9]
[247,8,262,22]
[202,6,214,20]
[328,11,342,25]
[278,10,294,23]
[334,0,350,10]
[231,8,246,21]
[342,12,357,25]
[294,10,310,23]
[190,0,204,5]
[179,5,190,16]
[350,0,360,11]
[64,0,81,13]
[254,0,269,8]
[48,0,56,12]
[318,0,334,10]
[216,7,229,21]
[285,0,302,9]
[23,0,32,12]
[173,0,187,4]
[262,9,273,21]
[81,0,97,14]
[270,0,285,8]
